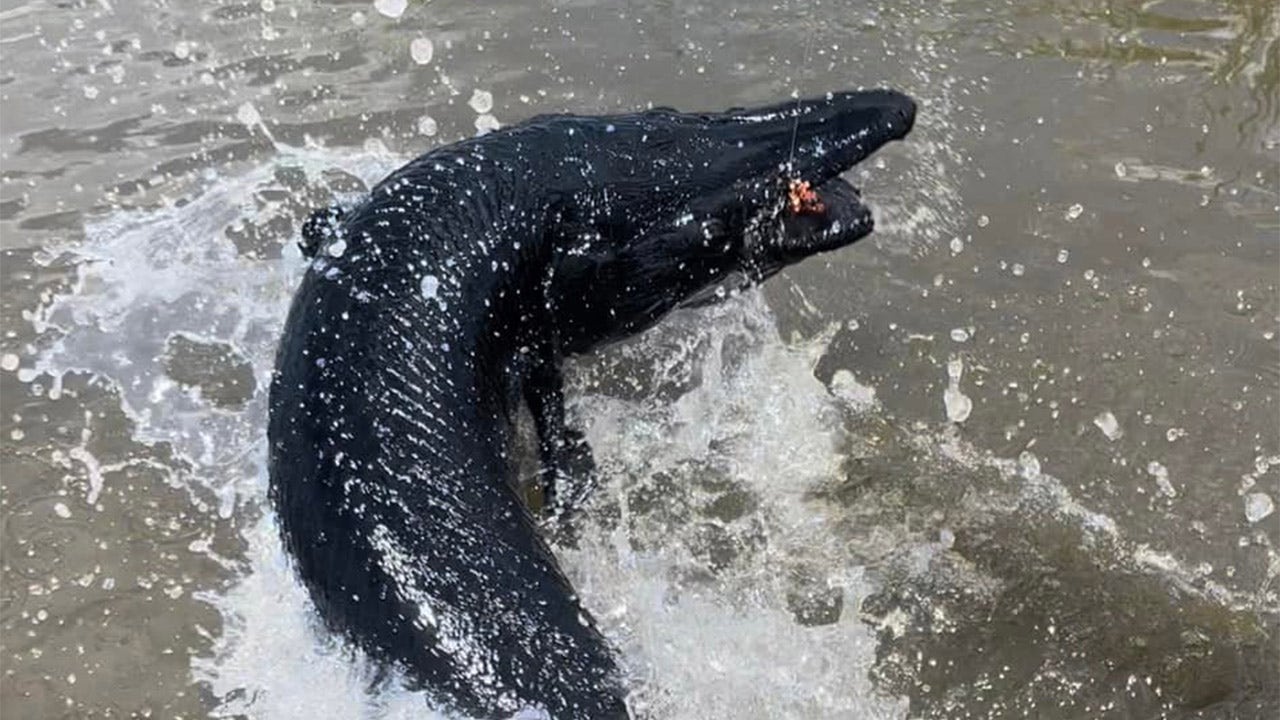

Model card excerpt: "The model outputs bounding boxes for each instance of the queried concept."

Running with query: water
[1,0,1277,718]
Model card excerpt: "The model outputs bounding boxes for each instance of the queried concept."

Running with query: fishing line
[785,16,817,175]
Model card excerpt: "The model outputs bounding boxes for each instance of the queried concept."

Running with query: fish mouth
[775,175,874,257]
[745,89,916,263]
[651,89,917,281]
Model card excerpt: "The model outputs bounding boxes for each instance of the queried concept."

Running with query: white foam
[566,295,906,718]
[194,517,448,720]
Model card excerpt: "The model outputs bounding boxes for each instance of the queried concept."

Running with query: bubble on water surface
[410,37,434,65]
[468,89,494,114]
[1244,493,1273,523]
[1093,411,1122,441]
[374,0,407,19]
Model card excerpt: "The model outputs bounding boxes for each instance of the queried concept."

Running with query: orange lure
[787,179,825,215]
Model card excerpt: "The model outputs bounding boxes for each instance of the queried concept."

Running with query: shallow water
[1,0,1277,718]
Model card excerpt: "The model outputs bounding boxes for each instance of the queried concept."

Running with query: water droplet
[944,357,972,423]
[374,0,407,19]
[417,115,438,136]
[949,237,964,254]
[420,274,439,300]
[1065,203,1084,221]
[53,503,71,519]
[236,102,261,128]
[0,353,19,372]
[1244,493,1274,523]
[174,40,193,59]
[468,89,494,114]
[1093,411,1123,441]
[474,113,500,135]
[1018,451,1042,480]
[950,328,970,343]
[1114,161,1127,178]
[327,239,347,258]
[976,214,989,228]
[1146,461,1176,498]
[1056,248,1069,264]
[410,37,434,65]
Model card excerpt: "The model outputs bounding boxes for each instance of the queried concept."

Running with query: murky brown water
[2,1,1277,718]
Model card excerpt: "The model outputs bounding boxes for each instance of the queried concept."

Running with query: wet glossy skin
[268,91,914,718]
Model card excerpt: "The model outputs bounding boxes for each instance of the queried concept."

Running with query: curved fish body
[268,89,916,718]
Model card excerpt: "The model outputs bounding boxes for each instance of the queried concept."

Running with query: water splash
[566,293,908,719]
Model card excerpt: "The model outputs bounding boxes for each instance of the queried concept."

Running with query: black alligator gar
[268,88,916,719]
